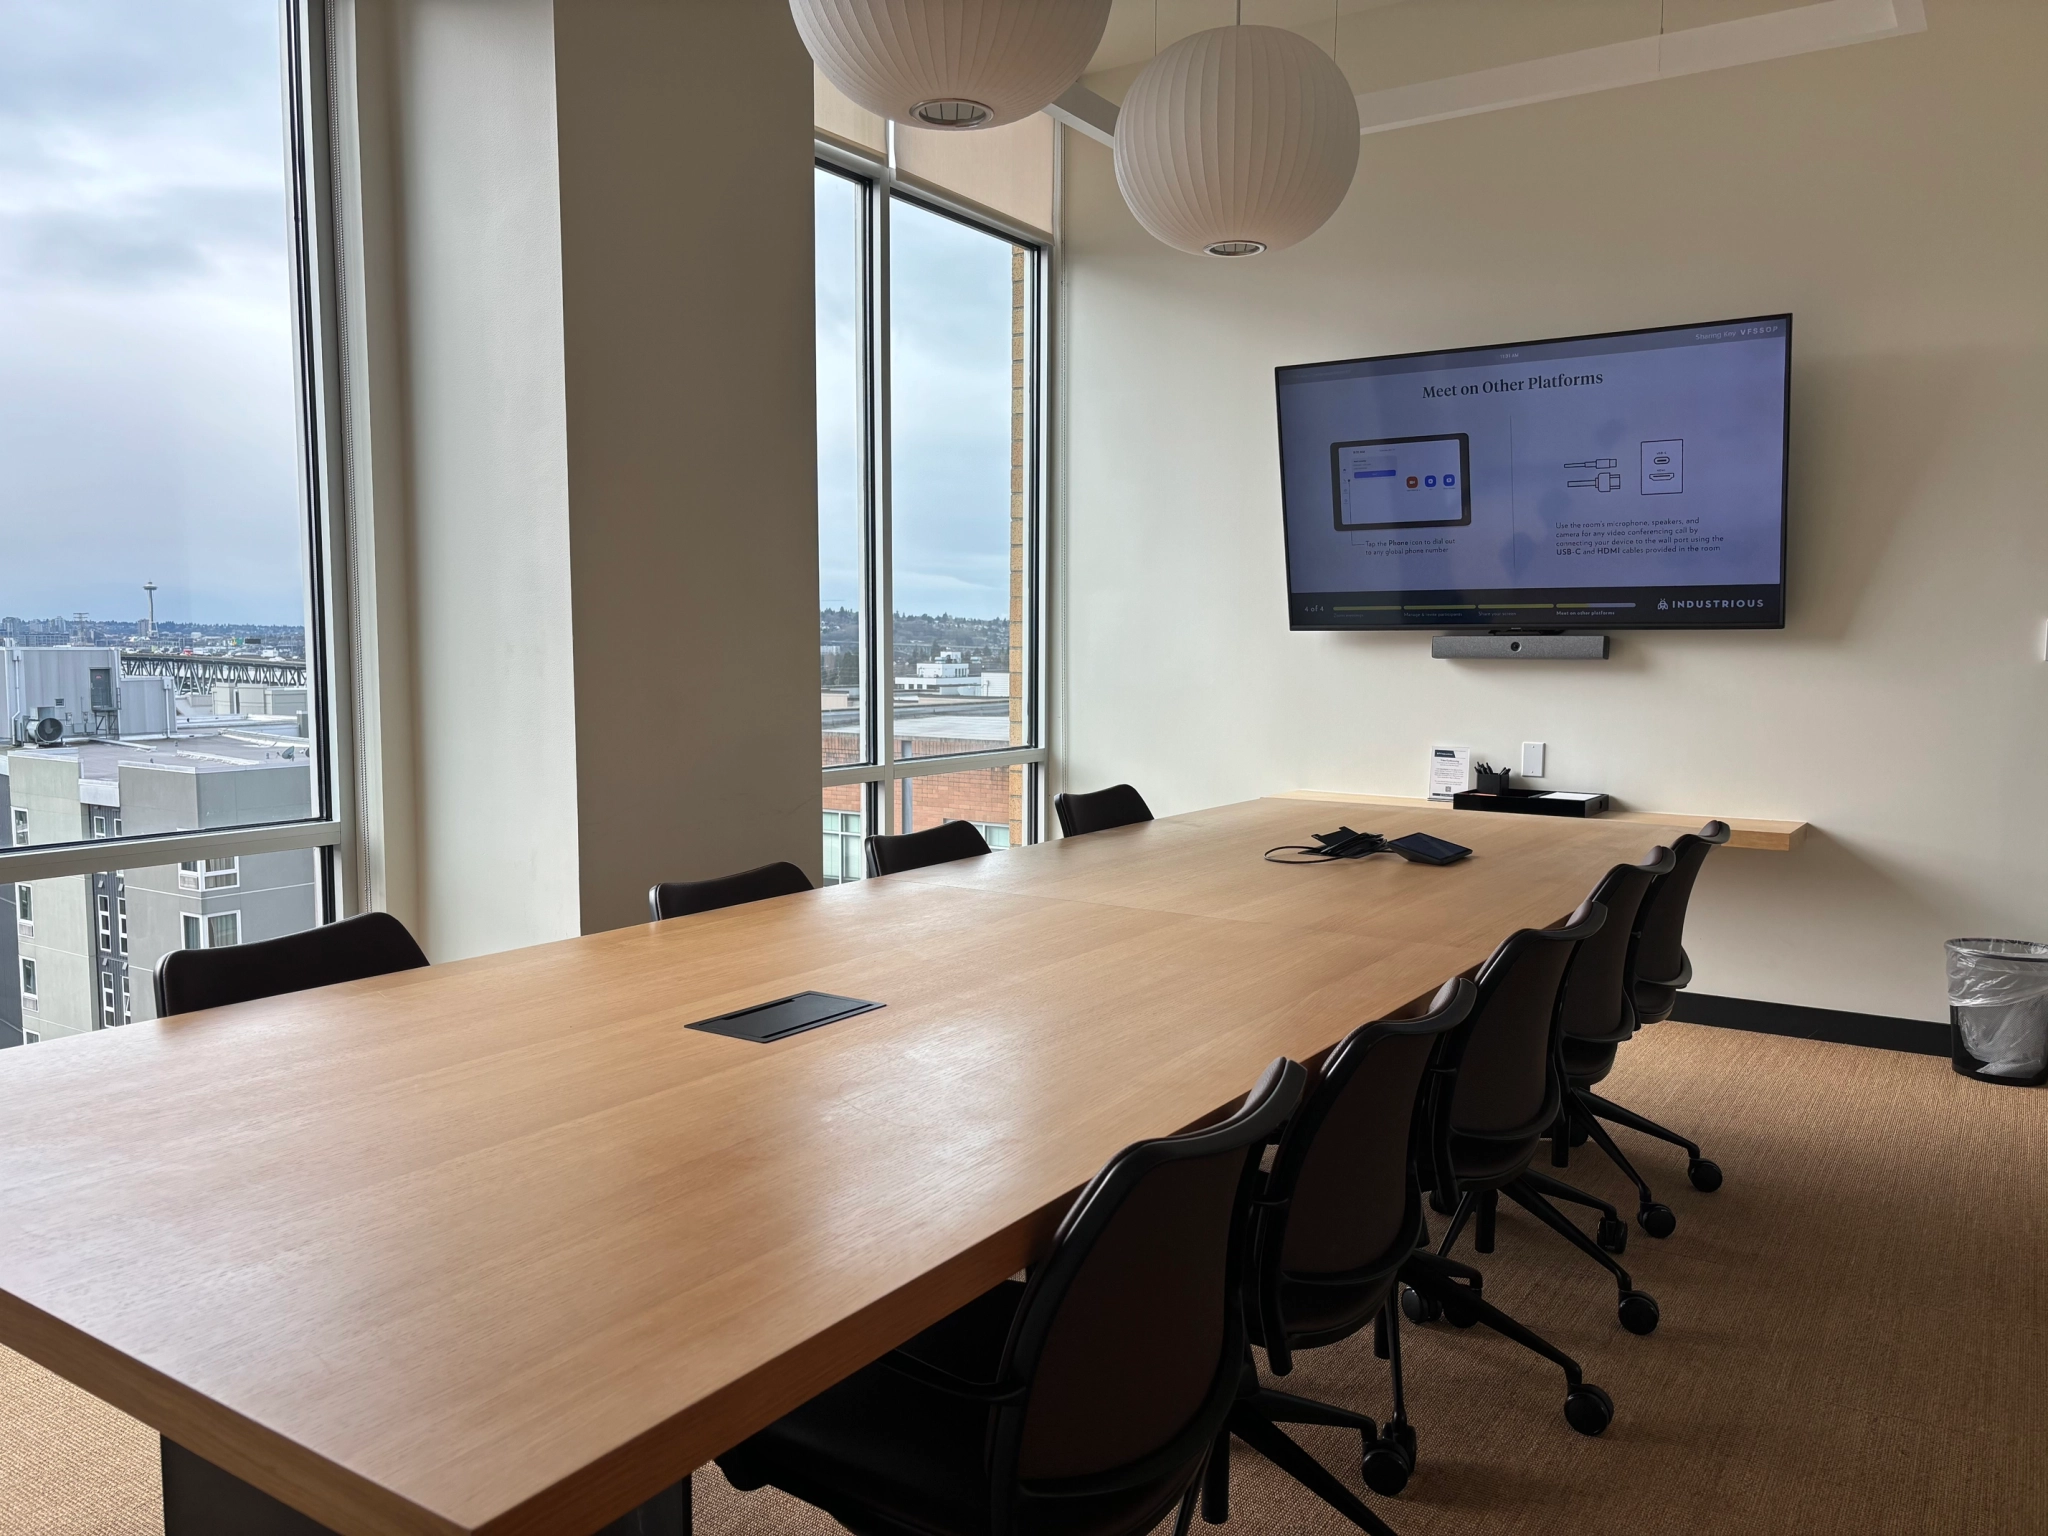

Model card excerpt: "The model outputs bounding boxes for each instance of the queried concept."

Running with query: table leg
[162,1438,693,1535]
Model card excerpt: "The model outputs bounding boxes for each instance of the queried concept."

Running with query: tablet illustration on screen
[1330,433,1472,530]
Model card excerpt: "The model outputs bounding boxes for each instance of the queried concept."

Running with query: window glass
[6,856,308,1042]
[890,201,1030,761]
[0,0,321,840]
[893,766,1028,847]
[816,168,867,769]
[820,798,864,886]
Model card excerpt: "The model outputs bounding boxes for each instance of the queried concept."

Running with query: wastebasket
[1946,938,2048,1087]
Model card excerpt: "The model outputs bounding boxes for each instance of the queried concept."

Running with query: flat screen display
[1276,315,1790,630]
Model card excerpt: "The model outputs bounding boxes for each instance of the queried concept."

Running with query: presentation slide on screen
[1277,319,1788,628]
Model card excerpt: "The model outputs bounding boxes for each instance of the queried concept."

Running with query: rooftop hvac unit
[26,714,63,746]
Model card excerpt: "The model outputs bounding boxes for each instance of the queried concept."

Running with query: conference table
[0,796,1671,1536]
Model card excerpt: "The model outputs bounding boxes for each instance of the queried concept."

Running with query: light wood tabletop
[0,797,1676,1536]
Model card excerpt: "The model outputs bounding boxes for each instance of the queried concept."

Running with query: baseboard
[1670,993,1949,1057]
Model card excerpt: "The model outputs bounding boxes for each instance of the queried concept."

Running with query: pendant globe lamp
[1114,24,1360,256]
[791,0,1113,131]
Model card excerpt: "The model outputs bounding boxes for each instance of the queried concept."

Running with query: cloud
[0,0,304,625]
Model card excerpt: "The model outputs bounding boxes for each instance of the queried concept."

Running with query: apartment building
[5,736,318,1044]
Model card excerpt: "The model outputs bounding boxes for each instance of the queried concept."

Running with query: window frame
[814,138,1054,847]
[0,0,356,909]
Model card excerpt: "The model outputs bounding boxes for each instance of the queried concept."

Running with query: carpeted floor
[4,1022,2044,1535]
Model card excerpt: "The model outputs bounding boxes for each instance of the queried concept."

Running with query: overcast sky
[0,0,306,627]
[1,3,1016,634]
[817,170,1018,625]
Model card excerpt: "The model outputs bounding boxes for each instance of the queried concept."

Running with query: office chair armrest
[879,1349,1029,1404]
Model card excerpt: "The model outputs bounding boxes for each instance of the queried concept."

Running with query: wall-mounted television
[1276,315,1790,631]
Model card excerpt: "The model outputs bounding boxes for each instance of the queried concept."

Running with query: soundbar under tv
[1276,315,1791,632]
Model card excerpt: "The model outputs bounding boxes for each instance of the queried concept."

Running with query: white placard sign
[1428,747,1472,802]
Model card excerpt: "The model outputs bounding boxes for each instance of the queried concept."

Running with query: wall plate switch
[1521,741,1546,778]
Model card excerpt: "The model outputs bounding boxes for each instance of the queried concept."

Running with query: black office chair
[1419,901,1664,1336]
[1196,978,1474,1531]
[648,861,812,922]
[153,910,428,1018]
[1551,849,1681,1237]
[717,1058,1307,1536]
[865,818,990,878]
[1054,783,1154,838]
[1581,820,1731,1195]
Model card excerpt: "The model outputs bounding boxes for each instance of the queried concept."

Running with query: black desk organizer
[1452,788,1611,818]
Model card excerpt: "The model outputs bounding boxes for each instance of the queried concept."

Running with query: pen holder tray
[1451,788,1610,818]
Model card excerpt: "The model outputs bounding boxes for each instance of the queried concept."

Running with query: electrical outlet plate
[1521,741,1546,778]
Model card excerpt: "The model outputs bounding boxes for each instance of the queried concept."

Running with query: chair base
[1397,1252,1615,1436]
[1564,1086,1725,1198]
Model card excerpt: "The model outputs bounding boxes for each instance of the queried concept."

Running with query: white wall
[1061,1,2048,1022]
[378,0,583,960]
[342,0,818,958]
[552,1,820,937]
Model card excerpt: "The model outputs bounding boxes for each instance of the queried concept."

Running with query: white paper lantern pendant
[791,0,1113,131]
[1115,24,1361,257]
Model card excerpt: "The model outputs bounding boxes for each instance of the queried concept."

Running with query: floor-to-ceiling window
[0,0,348,1043]
[816,148,1046,883]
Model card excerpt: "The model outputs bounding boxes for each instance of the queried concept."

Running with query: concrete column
[356,0,817,957]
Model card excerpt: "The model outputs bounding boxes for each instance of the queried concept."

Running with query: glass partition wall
[816,148,1047,883]
[0,0,347,1043]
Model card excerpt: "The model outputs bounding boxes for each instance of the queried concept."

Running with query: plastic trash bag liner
[1946,939,2048,1078]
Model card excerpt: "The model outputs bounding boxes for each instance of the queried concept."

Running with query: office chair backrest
[864,818,990,878]
[1254,978,1475,1371]
[1444,901,1605,1143]
[1632,820,1731,989]
[992,1057,1304,1501]
[1556,848,1676,1044]
[153,910,428,1019]
[648,861,812,922]
[1053,784,1154,838]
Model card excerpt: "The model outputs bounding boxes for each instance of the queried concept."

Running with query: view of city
[814,169,1038,876]
[3,2,323,1047]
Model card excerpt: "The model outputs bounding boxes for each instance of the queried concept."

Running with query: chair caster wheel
[1597,1216,1629,1254]
[1428,1188,1457,1216]
[1400,1286,1442,1326]
[1360,1433,1414,1497]
[1569,1123,1590,1147]
[1637,1202,1676,1239]
[1618,1289,1660,1335]
[1688,1159,1723,1193]
[1564,1383,1614,1436]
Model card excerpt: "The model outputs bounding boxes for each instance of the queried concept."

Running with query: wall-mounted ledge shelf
[1278,790,1808,853]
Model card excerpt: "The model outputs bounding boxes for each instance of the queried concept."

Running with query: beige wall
[369,0,582,961]
[552,1,819,935]
[1060,1,2048,1022]
[344,0,818,957]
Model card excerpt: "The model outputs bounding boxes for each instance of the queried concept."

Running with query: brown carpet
[5,1023,2044,1535]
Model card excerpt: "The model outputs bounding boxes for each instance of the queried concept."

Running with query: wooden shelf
[1278,790,1807,853]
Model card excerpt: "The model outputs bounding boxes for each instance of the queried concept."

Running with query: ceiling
[1085,0,1832,96]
